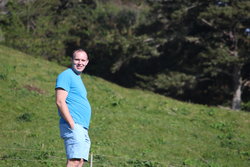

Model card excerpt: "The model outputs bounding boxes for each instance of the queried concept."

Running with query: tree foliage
[136,0,250,108]
[0,0,250,109]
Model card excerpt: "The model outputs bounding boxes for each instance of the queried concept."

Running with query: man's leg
[66,158,84,167]
[60,124,90,167]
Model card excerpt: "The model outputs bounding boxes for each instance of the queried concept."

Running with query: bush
[241,101,250,111]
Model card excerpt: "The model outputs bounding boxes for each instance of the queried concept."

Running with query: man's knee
[67,159,84,167]
[78,159,84,167]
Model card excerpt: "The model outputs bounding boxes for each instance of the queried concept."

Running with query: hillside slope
[0,45,249,167]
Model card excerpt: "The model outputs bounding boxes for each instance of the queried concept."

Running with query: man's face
[72,51,89,73]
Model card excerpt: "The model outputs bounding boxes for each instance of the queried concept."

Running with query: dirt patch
[24,84,46,94]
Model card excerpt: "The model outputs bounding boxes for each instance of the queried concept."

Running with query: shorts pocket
[60,123,74,139]
[60,123,83,139]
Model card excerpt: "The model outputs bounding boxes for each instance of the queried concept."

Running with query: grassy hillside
[0,45,249,167]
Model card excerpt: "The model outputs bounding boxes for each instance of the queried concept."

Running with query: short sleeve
[55,71,71,92]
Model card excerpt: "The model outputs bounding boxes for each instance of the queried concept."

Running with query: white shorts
[59,123,91,161]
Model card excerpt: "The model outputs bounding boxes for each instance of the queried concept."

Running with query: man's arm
[55,89,75,129]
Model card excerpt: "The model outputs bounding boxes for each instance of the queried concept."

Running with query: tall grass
[0,45,249,167]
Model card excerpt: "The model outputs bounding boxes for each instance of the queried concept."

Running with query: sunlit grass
[0,45,250,167]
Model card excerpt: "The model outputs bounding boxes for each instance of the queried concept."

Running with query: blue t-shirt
[55,68,91,129]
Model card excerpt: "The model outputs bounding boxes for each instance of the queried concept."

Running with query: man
[55,49,91,167]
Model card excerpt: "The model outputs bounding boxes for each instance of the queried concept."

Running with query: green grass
[0,45,250,167]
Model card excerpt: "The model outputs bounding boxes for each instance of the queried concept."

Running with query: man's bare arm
[55,89,75,129]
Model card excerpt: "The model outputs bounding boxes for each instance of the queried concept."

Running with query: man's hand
[55,88,75,129]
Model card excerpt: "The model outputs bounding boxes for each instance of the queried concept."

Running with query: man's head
[71,49,89,74]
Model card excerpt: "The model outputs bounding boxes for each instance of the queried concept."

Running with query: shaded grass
[0,45,250,167]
